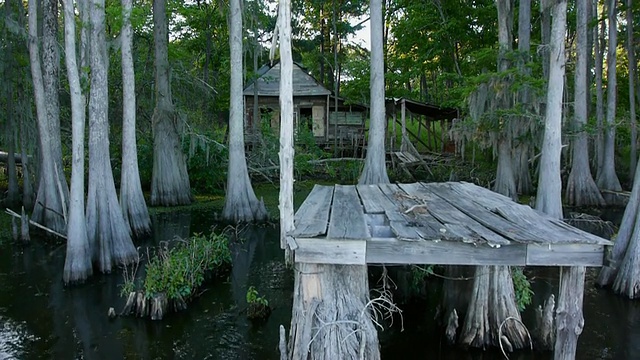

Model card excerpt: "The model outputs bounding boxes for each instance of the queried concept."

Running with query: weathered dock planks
[289,182,612,267]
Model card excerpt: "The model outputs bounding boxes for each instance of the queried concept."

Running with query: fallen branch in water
[5,208,66,239]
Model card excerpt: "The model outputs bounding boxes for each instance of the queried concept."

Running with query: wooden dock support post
[554,266,585,359]
[288,263,380,360]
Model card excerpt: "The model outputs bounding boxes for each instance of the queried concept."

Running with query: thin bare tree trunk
[359,0,389,185]
[594,0,605,177]
[62,0,92,284]
[120,0,151,238]
[86,0,138,273]
[628,0,637,182]
[4,0,20,208]
[596,0,622,204]
[151,0,192,206]
[566,0,605,207]
[221,0,267,222]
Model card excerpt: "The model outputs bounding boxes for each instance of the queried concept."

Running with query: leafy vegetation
[120,232,231,301]
[512,267,533,312]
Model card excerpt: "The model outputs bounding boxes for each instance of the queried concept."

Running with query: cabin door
[312,105,325,137]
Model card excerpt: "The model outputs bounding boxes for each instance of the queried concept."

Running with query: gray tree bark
[554,266,585,359]
[565,0,605,207]
[278,0,294,254]
[62,0,92,284]
[29,0,69,234]
[120,0,151,238]
[493,0,517,201]
[4,0,20,208]
[288,263,381,360]
[86,0,138,273]
[593,0,605,178]
[150,0,192,206]
[359,0,389,185]
[628,0,637,182]
[514,0,532,196]
[535,0,566,219]
[460,1,527,351]
[221,0,267,223]
[460,265,529,349]
[596,0,622,204]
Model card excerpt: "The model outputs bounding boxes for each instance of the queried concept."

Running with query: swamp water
[0,206,638,359]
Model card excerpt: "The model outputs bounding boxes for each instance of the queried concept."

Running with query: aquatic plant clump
[120,232,231,320]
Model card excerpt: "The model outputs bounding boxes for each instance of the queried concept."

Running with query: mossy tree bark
[86,0,138,273]
[462,1,526,351]
[221,0,267,223]
[120,0,151,238]
[4,0,20,208]
[62,0,92,284]
[150,0,192,206]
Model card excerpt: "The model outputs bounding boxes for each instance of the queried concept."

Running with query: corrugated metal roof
[243,62,332,97]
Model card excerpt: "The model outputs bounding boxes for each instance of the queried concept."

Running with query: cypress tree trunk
[596,0,622,204]
[593,0,605,178]
[221,0,267,223]
[86,0,138,273]
[359,0,389,185]
[535,0,566,219]
[150,0,192,206]
[566,0,605,207]
[627,0,637,182]
[28,0,68,234]
[120,0,151,238]
[62,0,92,284]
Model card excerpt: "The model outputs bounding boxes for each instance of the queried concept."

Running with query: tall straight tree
[29,0,69,234]
[460,0,527,350]
[221,0,267,222]
[565,0,605,207]
[514,0,532,196]
[120,0,151,238]
[593,0,605,177]
[628,0,637,182]
[359,0,389,185]
[493,0,516,201]
[596,0,622,204]
[62,0,92,284]
[86,0,138,273]
[151,0,192,206]
[4,0,20,208]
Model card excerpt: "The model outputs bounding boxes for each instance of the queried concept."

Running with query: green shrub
[142,232,231,300]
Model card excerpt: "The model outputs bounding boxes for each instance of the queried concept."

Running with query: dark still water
[0,207,638,359]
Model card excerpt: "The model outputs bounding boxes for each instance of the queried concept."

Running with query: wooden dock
[288,181,611,267]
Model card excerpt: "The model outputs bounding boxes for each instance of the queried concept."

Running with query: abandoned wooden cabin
[243,62,367,148]
[285,181,611,359]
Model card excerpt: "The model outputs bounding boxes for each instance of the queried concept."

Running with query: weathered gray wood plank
[327,185,370,240]
[450,182,611,245]
[291,185,334,237]
[425,182,541,244]
[378,183,446,240]
[526,244,605,266]
[366,238,527,266]
[410,183,511,246]
[295,238,366,265]
[356,184,396,214]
